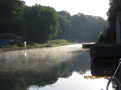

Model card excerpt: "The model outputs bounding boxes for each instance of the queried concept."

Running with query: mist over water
[0,44,89,72]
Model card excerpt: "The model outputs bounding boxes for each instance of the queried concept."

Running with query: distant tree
[56,12,108,42]
[56,11,73,39]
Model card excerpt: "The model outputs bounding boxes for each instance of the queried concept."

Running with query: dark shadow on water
[91,62,121,90]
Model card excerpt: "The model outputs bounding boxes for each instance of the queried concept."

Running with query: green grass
[6,44,18,47]
[48,39,78,47]
[67,39,81,43]
[48,39,69,44]
[48,39,73,47]
[26,39,75,47]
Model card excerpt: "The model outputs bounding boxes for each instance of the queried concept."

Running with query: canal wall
[90,45,121,62]
[82,44,95,48]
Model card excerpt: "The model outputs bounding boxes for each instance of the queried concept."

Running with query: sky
[23,0,110,20]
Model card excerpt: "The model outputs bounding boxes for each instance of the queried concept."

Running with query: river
[0,44,116,90]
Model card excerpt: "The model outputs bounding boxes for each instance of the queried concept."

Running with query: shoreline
[0,45,53,52]
[0,43,76,52]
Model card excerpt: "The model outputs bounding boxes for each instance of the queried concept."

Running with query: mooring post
[113,58,121,78]
[119,60,121,83]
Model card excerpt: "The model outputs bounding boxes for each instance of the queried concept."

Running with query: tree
[0,0,27,40]
[101,0,121,44]
[57,11,73,39]
[23,5,59,43]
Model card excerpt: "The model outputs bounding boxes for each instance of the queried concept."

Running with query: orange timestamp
[84,75,113,79]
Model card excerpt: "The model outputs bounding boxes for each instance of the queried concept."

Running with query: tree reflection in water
[0,46,90,90]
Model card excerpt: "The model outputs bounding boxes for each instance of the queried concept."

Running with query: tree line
[57,11,108,42]
[0,0,108,43]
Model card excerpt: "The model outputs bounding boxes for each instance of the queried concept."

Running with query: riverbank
[0,43,77,52]
[0,39,79,52]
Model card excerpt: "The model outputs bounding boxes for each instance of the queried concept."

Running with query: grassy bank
[0,39,77,52]
[48,39,69,43]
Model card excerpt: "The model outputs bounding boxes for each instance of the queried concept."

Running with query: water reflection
[91,61,121,90]
[25,52,27,56]
[0,45,91,90]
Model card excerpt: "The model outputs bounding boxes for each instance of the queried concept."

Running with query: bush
[6,44,18,47]
[98,33,105,43]
[13,44,18,47]
[9,41,24,47]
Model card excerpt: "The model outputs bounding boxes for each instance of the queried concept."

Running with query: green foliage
[56,11,73,39]
[105,27,116,43]
[24,5,59,43]
[0,0,24,19]
[9,41,24,47]
[6,44,18,47]
[98,33,105,43]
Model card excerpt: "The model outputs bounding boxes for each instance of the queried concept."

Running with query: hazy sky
[23,0,110,20]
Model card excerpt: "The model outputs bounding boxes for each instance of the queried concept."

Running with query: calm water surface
[0,44,115,90]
